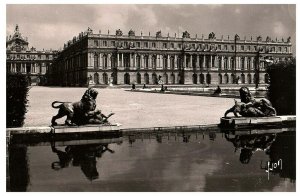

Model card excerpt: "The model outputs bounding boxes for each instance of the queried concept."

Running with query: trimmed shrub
[7,74,30,127]
[267,58,296,115]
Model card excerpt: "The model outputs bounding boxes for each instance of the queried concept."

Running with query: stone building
[6,25,57,85]
[47,27,293,87]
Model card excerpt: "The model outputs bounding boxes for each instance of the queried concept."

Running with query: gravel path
[24,86,234,129]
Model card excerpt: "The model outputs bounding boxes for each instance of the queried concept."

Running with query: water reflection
[225,130,295,181]
[8,128,295,192]
[51,141,115,181]
[225,133,276,164]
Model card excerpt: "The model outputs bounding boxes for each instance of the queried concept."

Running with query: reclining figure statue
[224,87,276,117]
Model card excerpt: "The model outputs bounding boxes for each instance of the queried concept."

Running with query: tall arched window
[144,73,149,84]
[224,57,228,70]
[163,56,168,69]
[152,55,156,69]
[94,54,99,68]
[241,57,245,70]
[247,58,251,70]
[170,56,175,70]
[136,55,141,69]
[103,54,108,69]
[230,58,234,70]
[144,55,148,69]
[137,72,141,84]
[177,57,182,69]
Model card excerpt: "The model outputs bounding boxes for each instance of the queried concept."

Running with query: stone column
[121,53,124,67]
[90,53,94,67]
[174,55,178,69]
[184,55,186,68]
[190,55,192,68]
[197,55,200,69]
[24,63,27,73]
[117,53,120,67]
[148,55,151,69]
[221,56,224,70]
[99,53,102,69]
[167,55,170,69]
[133,54,136,68]
[108,53,111,69]
[210,55,212,69]
[141,54,144,69]
[202,55,206,69]
[130,53,133,68]
[251,57,254,70]
[156,56,159,69]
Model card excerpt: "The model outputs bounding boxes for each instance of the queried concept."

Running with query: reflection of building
[6,25,57,85]
[47,28,293,86]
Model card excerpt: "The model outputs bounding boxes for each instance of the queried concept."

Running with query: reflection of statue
[224,87,276,117]
[225,133,276,164]
[51,142,114,181]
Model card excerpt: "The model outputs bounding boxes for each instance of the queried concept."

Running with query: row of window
[93,40,290,52]
[7,54,53,60]
[89,72,268,85]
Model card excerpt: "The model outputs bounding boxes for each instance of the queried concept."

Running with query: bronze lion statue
[51,88,98,126]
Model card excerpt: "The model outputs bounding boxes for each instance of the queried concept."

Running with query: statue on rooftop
[208,32,216,40]
[116,29,123,36]
[182,31,190,38]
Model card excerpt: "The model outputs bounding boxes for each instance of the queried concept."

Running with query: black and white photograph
[4,1,297,192]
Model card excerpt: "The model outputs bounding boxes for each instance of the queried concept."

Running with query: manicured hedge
[267,58,296,115]
[7,74,30,127]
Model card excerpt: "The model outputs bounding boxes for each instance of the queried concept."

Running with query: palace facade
[6,25,57,85]
[47,28,293,86]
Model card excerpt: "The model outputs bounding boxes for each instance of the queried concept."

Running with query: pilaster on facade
[141,54,144,69]
[174,55,178,69]
[108,53,111,69]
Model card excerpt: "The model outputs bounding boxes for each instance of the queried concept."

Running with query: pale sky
[6,4,296,53]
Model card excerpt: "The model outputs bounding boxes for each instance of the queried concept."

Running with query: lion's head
[82,88,98,101]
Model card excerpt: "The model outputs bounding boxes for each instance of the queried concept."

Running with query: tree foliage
[267,58,296,115]
[7,74,30,127]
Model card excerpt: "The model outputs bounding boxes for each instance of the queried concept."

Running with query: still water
[7,128,295,192]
